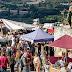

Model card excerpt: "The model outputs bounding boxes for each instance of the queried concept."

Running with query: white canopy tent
[32,26,39,30]
[43,23,54,29]
[3,19,35,30]
[0,36,7,42]
[2,19,24,30]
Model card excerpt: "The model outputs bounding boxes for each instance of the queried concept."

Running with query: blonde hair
[16,50,21,59]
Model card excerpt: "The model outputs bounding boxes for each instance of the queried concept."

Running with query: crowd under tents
[21,28,54,43]
[48,34,72,63]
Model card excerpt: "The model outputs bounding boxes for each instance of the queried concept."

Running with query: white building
[33,18,39,25]
[43,23,54,29]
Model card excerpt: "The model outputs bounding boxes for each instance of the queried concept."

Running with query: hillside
[1,0,72,3]
[0,0,71,24]
[1,0,21,2]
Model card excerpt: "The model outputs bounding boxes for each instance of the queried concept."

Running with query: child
[60,62,68,72]
[44,60,50,72]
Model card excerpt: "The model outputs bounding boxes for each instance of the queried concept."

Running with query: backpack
[9,58,15,66]
[8,55,16,66]
[21,56,25,68]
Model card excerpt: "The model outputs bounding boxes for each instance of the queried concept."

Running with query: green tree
[17,8,19,15]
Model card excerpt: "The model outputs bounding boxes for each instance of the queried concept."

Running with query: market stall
[48,34,72,63]
[48,34,72,50]
[21,28,54,43]
[3,19,35,30]
[2,19,24,30]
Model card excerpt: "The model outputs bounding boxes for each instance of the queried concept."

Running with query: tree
[8,8,10,15]
[17,8,19,15]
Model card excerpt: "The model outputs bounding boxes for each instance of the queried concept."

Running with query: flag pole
[0,20,2,32]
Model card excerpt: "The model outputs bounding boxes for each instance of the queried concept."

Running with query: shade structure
[3,19,35,30]
[2,19,24,30]
[32,26,39,30]
[0,24,5,28]
[48,29,54,34]
[48,34,72,50]
[21,28,54,43]
[0,36,7,42]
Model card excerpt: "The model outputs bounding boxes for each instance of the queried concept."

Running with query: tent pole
[66,49,67,62]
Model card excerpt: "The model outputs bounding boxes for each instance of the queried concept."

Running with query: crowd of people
[0,31,41,72]
[0,31,71,72]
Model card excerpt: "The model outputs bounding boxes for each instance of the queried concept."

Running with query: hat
[64,63,68,67]
[27,47,30,49]
[19,47,22,50]
[8,32,10,34]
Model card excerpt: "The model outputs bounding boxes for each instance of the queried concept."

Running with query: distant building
[33,18,39,25]
[10,10,28,15]
[43,23,54,29]
[0,10,8,12]
[27,1,39,4]
[22,0,33,2]
[38,0,45,2]
[22,0,45,4]
[21,0,26,2]
[60,3,70,5]
[31,0,36,1]
[0,9,28,15]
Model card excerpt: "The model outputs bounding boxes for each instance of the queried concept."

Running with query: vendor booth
[48,34,72,63]
[2,19,35,30]
[49,34,72,50]
[21,28,54,43]
[2,19,24,30]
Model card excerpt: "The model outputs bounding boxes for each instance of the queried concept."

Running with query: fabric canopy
[3,19,35,30]
[0,24,5,28]
[48,29,54,34]
[43,23,54,29]
[2,19,24,30]
[48,34,72,50]
[0,36,7,42]
[21,28,54,43]
[32,26,39,30]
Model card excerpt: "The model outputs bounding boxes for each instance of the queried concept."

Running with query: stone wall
[54,25,72,56]
[54,25,72,40]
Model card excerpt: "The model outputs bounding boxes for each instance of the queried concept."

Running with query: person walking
[60,62,68,72]
[44,60,50,72]
[11,35,15,46]
[0,52,9,71]
[33,52,40,72]
[21,51,30,72]
[9,54,16,72]
[27,47,32,71]
[16,49,21,72]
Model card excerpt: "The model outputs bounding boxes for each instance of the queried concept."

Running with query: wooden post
[41,45,44,55]
[65,49,67,57]
[71,16,72,27]
[63,10,65,24]
[41,45,46,71]
[48,46,50,59]
[64,49,67,62]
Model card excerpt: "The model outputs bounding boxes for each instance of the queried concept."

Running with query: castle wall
[54,25,72,40]
[54,25,72,56]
